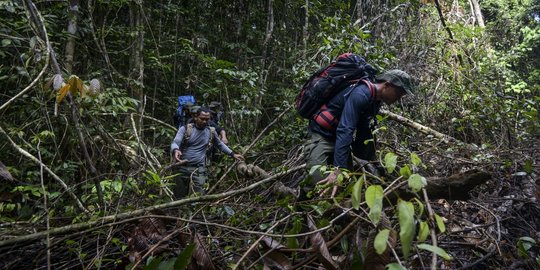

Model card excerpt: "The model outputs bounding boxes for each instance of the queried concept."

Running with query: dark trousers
[173,165,208,199]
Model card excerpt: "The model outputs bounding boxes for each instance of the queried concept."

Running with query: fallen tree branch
[380,109,476,149]
[0,164,305,248]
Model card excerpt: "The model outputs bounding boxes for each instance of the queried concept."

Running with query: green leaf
[517,237,536,258]
[413,198,425,216]
[351,175,364,210]
[374,229,390,255]
[309,165,322,175]
[1,39,11,47]
[410,153,422,166]
[384,153,398,174]
[434,214,446,233]
[398,200,415,258]
[400,165,411,178]
[417,221,430,242]
[112,181,122,192]
[408,174,427,192]
[417,244,453,260]
[173,244,195,270]
[366,185,384,225]
[144,256,162,270]
[385,263,407,270]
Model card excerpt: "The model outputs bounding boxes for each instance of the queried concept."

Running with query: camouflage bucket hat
[376,69,414,95]
[190,105,201,114]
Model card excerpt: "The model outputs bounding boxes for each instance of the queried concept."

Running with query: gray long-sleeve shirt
[171,125,234,166]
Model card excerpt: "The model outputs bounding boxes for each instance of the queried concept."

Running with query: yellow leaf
[56,84,70,104]
[77,78,84,95]
[80,84,88,97]
[67,75,79,94]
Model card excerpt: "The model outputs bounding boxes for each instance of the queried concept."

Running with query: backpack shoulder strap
[183,123,193,144]
[360,79,376,101]
[207,126,217,146]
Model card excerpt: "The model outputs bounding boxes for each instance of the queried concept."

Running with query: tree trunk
[302,0,309,60]
[129,2,145,110]
[469,0,485,28]
[64,0,79,73]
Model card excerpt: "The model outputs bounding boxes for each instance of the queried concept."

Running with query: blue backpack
[174,95,196,128]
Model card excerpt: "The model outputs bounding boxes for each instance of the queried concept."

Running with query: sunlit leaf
[434,214,446,233]
[398,200,415,258]
[366,185,383,225]
[56,84,70,104]
[309,165,322,175]
[351,175,364,210]
[408,174,427,192]
[384,152,398,173]
[417,221,430,242]
[417,244,453,260]
[517,236,536,258]
[386,263,407,270]
[68,75,79,94]
[374,229,390,255]
[173,244,195,270]
[400,165,411,178]
[413,198,425,216]
[410,153,422,166]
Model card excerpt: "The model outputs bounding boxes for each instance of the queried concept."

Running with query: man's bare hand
[317,168,344,198]
[174,149,183,162]
[233,153,245,162]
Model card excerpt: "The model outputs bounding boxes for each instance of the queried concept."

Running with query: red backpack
[295,53,377,119]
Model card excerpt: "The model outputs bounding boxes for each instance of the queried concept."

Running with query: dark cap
[376,69,414,95]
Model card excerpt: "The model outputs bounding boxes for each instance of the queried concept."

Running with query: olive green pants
[304,132,352,184]
[173,165,208,199]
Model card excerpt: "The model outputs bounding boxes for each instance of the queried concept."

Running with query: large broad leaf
[173,244,195,270]
[351,175,364,210]
[365,185,384,225]
[397,200,415,258]
[408,174,427,192]
[417,243,453,260]
[384,152,398,174]
[386,263,407,270]
[307,214,339,270]
[374,229,390,255]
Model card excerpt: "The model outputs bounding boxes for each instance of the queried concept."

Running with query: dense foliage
[0,0,538,269]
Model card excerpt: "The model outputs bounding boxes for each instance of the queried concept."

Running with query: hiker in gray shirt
[171,107,244,198]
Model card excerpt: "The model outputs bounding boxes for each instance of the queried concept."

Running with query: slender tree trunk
[129,2,145,110]
[302,0,309,60]
[61,0,105,207]
[469,0,485,28]
[65,0,79,73]
[255,0,274,127]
